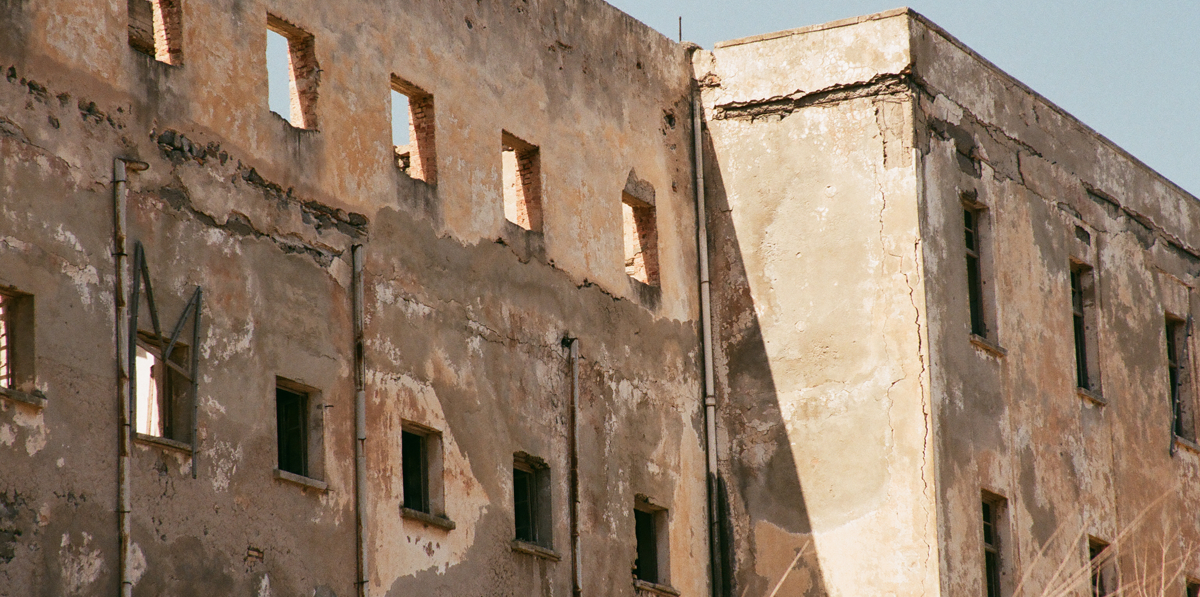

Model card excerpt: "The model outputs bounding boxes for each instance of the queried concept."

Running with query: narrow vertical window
[0,288,36,404]
[501,132,542,232]
[982,496,1005,597]
[128,0,183,64]
[391,76,437,184]
[266,15,320,130]
[401,429,429,513]
[965,206,987,337]
[134,334,191,443]
[623,193,659,286]
[276,385,308,476]
[633,496,670,589]
[1089,538,1114,597]
[0,292,11,390]
[1071,265,1101,393]
[512,453,552,549]
[1167,317,1195,441]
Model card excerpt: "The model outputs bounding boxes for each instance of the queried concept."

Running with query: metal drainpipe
[114,157,147,597]
[565,336,582,596]
[693,88,723,595]
[352,245,369,597]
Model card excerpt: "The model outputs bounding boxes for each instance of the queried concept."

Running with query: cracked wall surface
[0,0,706,595]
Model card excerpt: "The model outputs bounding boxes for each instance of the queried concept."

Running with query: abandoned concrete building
[3,1,1200,596]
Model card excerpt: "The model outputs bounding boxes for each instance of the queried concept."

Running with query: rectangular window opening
[1186,579,1200,597]
[401,423,445,518]
[1071,264,1101,393]
[964,205,988,337]
[513,453,552,548]
[1167,317,1195,441]
[1089,538,1115,597]
[633,496,669,587]
[623,194,659,287]
[128,0,183,64]
[0,288,35,401]
[982,493,1007,597]
[135,333,191,442]
[267,15,319,130]
[391,76,437,184]
[0,292,12,390]
[501,131,543,232]
[274,377,324,480]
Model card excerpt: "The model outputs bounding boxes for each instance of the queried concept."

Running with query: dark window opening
[513,454,552,548]
[276,385,308,476]
[392,76,437,184]
[1089,538,1113,597]
[502,131,542,232]
[982,498,1002,597]
[634,509,658,584]
[1168,317,1195,441]
[402,429,430,513]
[1071,265,1101,393]
[1187,580,1200,597]
[965,206,987,337]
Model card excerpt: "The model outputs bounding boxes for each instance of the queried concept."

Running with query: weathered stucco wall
[911,13,1200,597]
[696,11,939,596]
[0,0,707,595]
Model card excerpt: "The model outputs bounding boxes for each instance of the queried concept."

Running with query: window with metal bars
[0,288,36,401]
[1167,317,1195,441]
[982,498,1003,597]
[964,206,988,337]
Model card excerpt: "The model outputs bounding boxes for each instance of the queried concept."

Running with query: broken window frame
[129,241,203,477]
[134,331,192,442]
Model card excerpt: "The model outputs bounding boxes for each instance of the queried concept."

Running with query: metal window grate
[1168,319,1186,438]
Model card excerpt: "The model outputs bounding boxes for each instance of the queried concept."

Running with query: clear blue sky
[607,0,1199,197]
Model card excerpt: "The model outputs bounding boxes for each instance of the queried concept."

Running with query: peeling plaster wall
[0,0,706,595]
[910,13,1200,597]
[697,10,939,596]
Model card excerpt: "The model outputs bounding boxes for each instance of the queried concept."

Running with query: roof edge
[713,7,913,49]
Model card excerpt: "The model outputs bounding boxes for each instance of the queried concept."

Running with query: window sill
[0,386,46,408]
[400,506,456,531]
[969,334,1007,357]
[1175,436,1200,455]
[273,468,328,492]
[1077,387,1106,406]
[511,540,560,561]
[135,433,193,453]
[633,579,680,596]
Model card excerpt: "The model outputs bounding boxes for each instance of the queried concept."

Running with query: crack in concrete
[712,72,912,122]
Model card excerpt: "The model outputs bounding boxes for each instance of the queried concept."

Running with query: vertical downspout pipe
[352,245,369,597]
[693,87,723,595]
[114,157,146,597]
[566,336,582,596]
